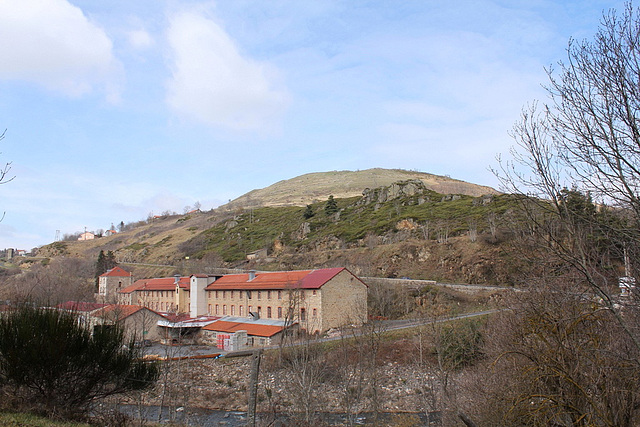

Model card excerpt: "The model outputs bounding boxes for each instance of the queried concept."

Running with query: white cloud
[0,0,121,98]
[128,29,154,50]
[165,10,290,131]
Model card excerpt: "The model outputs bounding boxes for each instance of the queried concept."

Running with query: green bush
[0,305,159,419]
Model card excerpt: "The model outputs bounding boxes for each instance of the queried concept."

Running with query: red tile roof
[100,266,131,277]
[56,301,108,312]
[119,276,190,294]
[202,320,286,337]
[205,267,347,291]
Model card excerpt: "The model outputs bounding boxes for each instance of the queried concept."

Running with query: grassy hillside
[35,177,521,285]
[226,168,498,209]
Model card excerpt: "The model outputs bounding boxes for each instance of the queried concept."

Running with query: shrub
[0,305,159,419]
[436,320,483,371]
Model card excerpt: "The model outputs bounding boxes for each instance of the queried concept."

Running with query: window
[278,307,282,318]
[223,290,226,299]
[215,291,219,299]
[208,304,212,314]
[258,306,262,316]
[215,304,219,315]
[313,308,317,317]
[278,290,282,299]
[267,290,272,299]
[248,305,252,313]
[267,307,272,318]
[257,291,261,300]
[223,305,227,315]
[231,290,234,299]
[312,290,317,296]
[239,305,244,316]
[300,308,306,321]
[247,291,252,299]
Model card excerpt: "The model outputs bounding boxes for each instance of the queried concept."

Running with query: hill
[225,168,498,209]
[32,170,519,285]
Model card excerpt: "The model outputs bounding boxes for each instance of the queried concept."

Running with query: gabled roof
[92,304,161,321]
[202,317,292,337]
[119,276,190,294]
[56,301,108,312]
[100,266,131,278]
[205,267,348,291]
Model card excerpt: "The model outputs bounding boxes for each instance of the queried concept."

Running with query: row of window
[210,289,318,300]
[137,289,319,301]
[144,301,176,312]
[208,304,317,320]
[141,290,173,298]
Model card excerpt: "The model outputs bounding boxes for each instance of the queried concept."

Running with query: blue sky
[0,0,625,250]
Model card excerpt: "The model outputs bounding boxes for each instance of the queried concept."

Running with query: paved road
[140,309,503,359]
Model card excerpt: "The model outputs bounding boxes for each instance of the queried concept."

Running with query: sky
[0,0,626,250]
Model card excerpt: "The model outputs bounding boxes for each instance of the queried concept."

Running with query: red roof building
[97,266,134,304]
[117,268,368,334]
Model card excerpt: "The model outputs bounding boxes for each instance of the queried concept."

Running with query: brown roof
[202,320,286,337]
[100,266,131,277]
[205,267,351,291]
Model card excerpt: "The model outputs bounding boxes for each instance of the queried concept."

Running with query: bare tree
[488,3,640,424]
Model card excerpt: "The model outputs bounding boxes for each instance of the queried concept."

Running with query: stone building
[97,266,134,303]
[118,267,368,334]
[90,304,166,342]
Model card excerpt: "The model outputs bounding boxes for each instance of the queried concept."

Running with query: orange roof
[202,320,286,337]
[119,276,190,294]
[205,267,348,291]
[100,266,131,277]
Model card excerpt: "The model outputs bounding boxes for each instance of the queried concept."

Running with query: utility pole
[247,349,263,427]
[222,349,264,427]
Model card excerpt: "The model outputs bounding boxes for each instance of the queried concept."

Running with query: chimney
[174,274,180,285]
[248,270,256,281]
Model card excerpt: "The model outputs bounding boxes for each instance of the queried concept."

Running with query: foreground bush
[0,305,158,419]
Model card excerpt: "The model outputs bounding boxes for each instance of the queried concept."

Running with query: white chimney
[190,275,208,318]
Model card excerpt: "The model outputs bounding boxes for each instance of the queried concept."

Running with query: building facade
[97,266,134,303]
[118,268,368,333]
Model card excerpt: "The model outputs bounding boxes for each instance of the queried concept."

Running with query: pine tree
[95,250,118,288]
[95,250,106,287]
[303,204,315,219]
[106,250,117,270]
[0,305,158,418]
[325,195,338,216]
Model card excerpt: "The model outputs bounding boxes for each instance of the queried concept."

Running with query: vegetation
[472,3,640,425]
[94,250,117,287]
[0,411,91,426]
[178,190,517,264]
[0,305,159,420]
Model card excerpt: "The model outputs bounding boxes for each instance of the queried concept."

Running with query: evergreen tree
[95,250,106,287]
[106,250,117,270]
[325,195,338,216]
[95,250,118,288]
[303,204,315,219]
[0,305,158,418]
